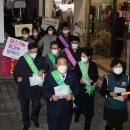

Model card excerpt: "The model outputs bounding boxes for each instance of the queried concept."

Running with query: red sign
[0,48,12,76]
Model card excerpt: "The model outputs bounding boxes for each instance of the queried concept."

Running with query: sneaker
[23,126,28,130]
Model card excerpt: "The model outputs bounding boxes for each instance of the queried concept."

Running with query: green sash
[24,53,38,74]
[51,70,72,93]
[48,53,55,65]
[24,53,42,87]
[78,61,95,96]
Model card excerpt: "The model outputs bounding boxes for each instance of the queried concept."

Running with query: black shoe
[23,126,28,130]
[32,120,39,128]
[75,117,79,123]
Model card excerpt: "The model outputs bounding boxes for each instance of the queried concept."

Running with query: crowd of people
[13,21,130,130]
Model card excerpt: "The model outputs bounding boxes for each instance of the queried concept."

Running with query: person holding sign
[13,42,48,130]
[101,59,130,130]
[38,25,57,57]
[42,55,80,130]
[44,41,62,72]
[74,48,98,130]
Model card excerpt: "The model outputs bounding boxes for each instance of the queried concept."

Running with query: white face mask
[63,30,69,34]
[23,34,29,39]
[51,49,58,56]
[81,57,88,62]
[48,30,53,35]
[33,32,38,37]
[72,44,79,50]
[57,65,67,74]
[30,53,37,59]
[113,67,123,75]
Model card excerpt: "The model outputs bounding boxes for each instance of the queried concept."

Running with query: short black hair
[32,26,39,32]
[22,27,30,34]
[50,41,60,48]
[81,48,92,57]
[110,58,124,68]
[61,22,70,29]
[55,55,68,64]
[28,42,38,50]
[70,35,80,42]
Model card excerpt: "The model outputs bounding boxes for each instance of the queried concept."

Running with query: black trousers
[19,97,41,127]
[105,121,123,130]
[75,108,92,130]
[48,115,72,130]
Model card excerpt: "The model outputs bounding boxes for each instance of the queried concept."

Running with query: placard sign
[2,37,28,60]
[42,17,59,30]
[15,24,32,37]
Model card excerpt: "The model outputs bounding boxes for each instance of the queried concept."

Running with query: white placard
[2,37,28,60]
[0,0,4,43]
[42,17,59,30]
[29,74,44,86]
[113,87,126,102]
[54,85,70,98]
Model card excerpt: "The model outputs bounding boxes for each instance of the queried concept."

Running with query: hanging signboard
[15,0,26,8]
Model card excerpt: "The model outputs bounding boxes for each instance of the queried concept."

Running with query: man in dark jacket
[14,42,48,130]
[42,55,80,130]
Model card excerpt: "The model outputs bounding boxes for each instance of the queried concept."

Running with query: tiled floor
[0,54,130,130]
[0,79,130,130]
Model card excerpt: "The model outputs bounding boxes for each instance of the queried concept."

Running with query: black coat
[74,61,99,116]
[42,70,80,121]
[13,55,48,99]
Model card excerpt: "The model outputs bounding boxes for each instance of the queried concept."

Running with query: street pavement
[0,79,130,130]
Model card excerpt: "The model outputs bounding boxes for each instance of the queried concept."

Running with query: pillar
[73,0,91,47]
[0,0,4,43]
[45,0,53,17]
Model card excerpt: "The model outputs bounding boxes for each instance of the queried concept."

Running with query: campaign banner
[15,24,32,37]
[42,17,59,30]
[2,37,28,60]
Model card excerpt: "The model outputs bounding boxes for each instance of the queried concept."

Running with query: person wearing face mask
[74,48,98,130]
[42,55,80,130]
[101,59,130,130]
[13,42,49,130]
[38,25,57,57]
[30,27,43,56]
[21,27,34,43]
[30,27,42,43]
[57,22,74,50]
[44,41,63,72]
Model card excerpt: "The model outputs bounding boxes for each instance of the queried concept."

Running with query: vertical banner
[0,0,4,43]
[0,48,11,76]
